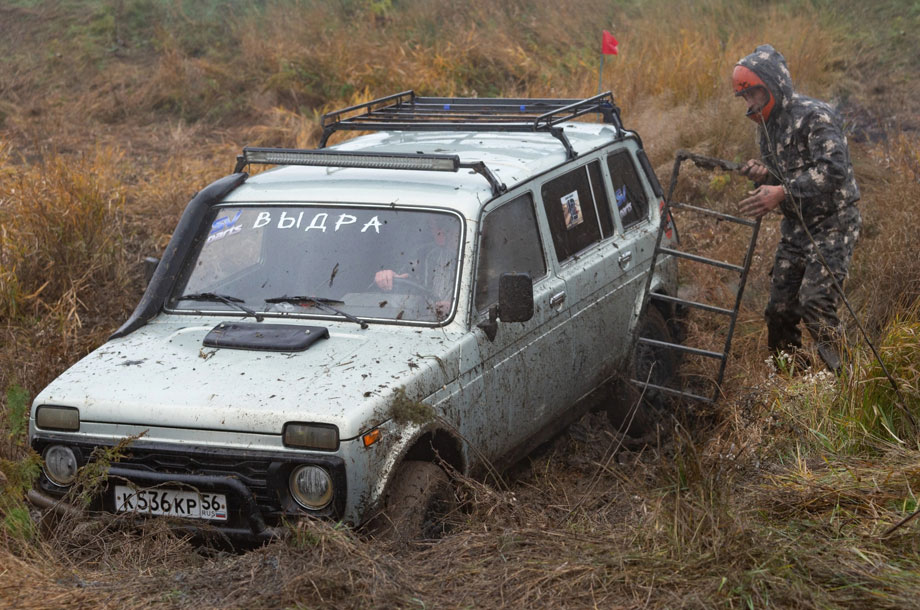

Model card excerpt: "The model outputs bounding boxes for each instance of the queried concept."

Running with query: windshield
[170,205,464,324]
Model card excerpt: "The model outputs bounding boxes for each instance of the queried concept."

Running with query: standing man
[733,44,861,372]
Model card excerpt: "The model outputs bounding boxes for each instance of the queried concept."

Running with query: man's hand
[739,185,785,218]
[375,270,409,291]
[739,159,769,182]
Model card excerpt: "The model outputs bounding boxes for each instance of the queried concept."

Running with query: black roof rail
[319,91,623,160]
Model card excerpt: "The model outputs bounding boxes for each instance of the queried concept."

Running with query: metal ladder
[634,151,762,404]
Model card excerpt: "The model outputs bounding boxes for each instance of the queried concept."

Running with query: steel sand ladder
[634,151,763,404]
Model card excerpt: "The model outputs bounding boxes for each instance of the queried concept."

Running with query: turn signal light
[362,428,382,447]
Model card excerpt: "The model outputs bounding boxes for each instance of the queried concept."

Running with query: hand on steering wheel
[374,269,409,291]
[373,270,435,297]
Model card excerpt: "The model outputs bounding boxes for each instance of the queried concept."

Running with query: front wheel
[372,461,456,546]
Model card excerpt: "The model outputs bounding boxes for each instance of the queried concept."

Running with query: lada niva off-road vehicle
[29,92,679,543]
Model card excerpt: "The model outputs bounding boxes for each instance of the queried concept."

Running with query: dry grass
[4,414,919,608]
[2,0,920,607]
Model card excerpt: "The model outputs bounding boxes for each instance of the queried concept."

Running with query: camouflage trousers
[765,214,860,371]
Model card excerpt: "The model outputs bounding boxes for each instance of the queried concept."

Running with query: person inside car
[374,214,460,319]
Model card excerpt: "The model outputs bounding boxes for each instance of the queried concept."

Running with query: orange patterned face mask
[732,65,775,123]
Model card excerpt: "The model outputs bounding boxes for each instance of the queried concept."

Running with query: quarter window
[607,150,649,229]
[475,194,547,311]
[540,160,612,263]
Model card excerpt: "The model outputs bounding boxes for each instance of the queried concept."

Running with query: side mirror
[143,257,160,286]
[477,273,534,342]
[498,272,533,322]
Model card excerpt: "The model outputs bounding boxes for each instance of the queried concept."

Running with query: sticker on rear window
[561,190,583,230]
[615,185,634,218]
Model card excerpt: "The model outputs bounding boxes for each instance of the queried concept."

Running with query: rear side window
[475,194,547,311]
[540,160,612,263]
[607,150,649,230]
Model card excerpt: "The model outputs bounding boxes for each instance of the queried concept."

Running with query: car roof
[223,122,627,218]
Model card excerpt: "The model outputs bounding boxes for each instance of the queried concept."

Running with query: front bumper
[31,436,347,543]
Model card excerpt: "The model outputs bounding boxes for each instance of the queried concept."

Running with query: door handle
[550,291,566,308]
[618,251,633,268]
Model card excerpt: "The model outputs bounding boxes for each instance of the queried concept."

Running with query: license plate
[114,485,228,521]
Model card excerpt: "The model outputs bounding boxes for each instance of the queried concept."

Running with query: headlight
[42,445,79,487]
[289,465,334,510]
[283,423,338,451]
[35,405,80,431]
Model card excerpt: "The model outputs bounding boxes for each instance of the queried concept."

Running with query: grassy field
[1,0,919,607]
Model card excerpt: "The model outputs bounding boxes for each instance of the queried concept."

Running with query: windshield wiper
[265,295,368,330]
[177,292,264,322]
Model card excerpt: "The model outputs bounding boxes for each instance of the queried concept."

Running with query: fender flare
[359,421,466,523]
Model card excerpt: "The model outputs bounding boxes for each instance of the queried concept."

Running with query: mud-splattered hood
[736,44,795,119]
[32,316,463,439]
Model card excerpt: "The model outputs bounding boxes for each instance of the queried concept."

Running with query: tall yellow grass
[0,146,128,323]
[60,0,848,146]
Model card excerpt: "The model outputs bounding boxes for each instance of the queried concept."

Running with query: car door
[603,146,660,347]
[466,192,572,459]
[538,158,636,393]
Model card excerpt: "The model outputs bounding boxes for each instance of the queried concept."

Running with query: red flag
[602,30,618,55]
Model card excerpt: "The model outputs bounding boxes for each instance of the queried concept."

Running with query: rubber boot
[816,341,842,375]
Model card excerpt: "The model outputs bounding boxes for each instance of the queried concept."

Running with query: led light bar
[234,146,507,196]
[235,147,460,174]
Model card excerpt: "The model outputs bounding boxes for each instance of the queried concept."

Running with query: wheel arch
[402,427,465,474]
[357,423,465,527]
[641,254,684,342]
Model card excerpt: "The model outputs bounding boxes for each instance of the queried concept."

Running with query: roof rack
[319,90,623,160]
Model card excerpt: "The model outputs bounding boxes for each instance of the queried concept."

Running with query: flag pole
[599,29,617,96]
[597,54,605,96]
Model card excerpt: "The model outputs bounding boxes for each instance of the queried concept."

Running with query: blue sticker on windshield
[207,210,243,243]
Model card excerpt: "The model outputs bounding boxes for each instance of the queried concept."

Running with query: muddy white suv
[28,92,678,543]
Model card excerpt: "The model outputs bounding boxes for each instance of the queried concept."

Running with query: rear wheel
[373,461,456,545]
[607,305,678,436]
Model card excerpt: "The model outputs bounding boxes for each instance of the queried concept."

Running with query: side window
[475,193,547,312]
[607,150,650,230]
[540,160,610,263]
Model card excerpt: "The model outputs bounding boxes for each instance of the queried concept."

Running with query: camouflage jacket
[737,45,860,234]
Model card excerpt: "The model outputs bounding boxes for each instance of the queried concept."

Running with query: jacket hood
[736,44,794,119]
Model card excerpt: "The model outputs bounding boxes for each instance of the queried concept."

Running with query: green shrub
[1,385,39,541]
[4,385,29,443]
[831,305,920,451]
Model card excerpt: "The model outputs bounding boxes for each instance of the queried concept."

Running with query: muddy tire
[606,373,657,437]
[607,306,677,436]
[374,461,456,545]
